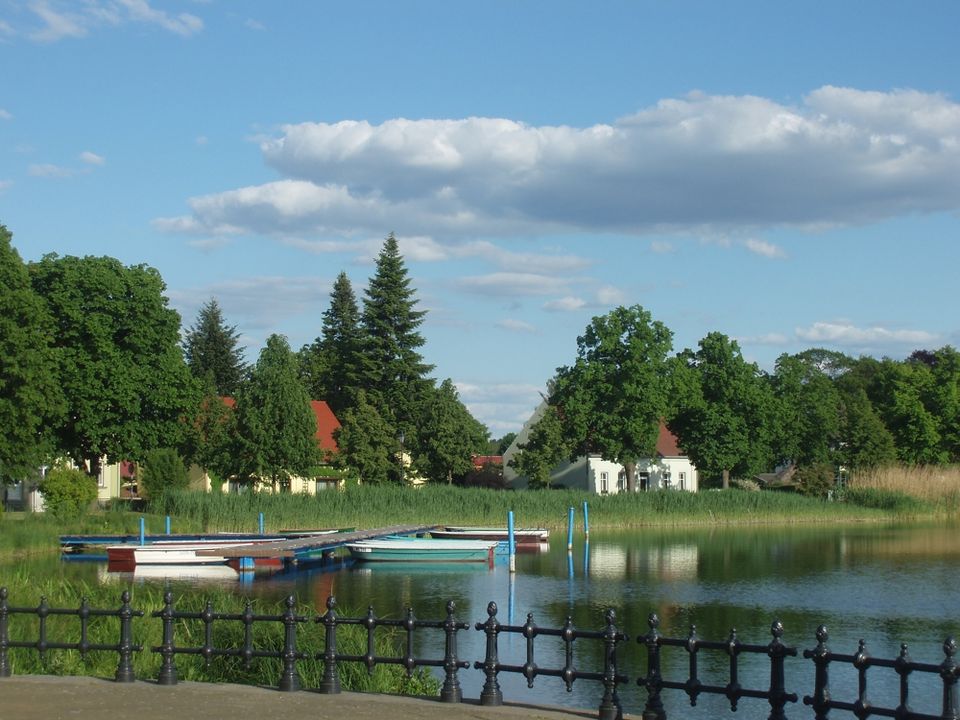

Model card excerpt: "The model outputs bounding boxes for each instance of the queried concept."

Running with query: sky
[2,1,959,439]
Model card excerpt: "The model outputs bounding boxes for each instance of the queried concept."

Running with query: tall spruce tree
[231,334,319,491]
[0,225,62,482]
[300,272,364,414]
[183,298,247,396]
[360,233,434,436]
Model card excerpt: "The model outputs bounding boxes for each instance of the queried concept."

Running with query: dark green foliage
[509,404,569,489]
[182,298,247,396]
[493,432,517,455]
[0,225,62,483]
[771,353,842,467]
[671,332,777,484]
[333,390,397,484]
[299,272,364,414]
[456,461,508,489]
[551,305,675,491]
[360,234,435,435]
[842,486,928,514]
[139,448,189,499]
[232,335,319,490]
[794,462,836,498]
[38,466,97,518]
[181,390,237,483]
[837,388,897,469]
[416,379,488,483]
[29,253,199,472]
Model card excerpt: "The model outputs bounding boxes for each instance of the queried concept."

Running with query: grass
[849,465,960,512]
[0,575,439,696]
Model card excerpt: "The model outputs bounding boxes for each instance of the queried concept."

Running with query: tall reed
[850,465,960,512]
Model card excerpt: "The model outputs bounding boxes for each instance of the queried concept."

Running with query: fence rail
[1,586,957,720]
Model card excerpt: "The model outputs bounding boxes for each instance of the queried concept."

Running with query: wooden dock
[195,524,439,560]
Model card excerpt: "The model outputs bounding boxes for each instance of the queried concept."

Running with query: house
[502,400,698,493]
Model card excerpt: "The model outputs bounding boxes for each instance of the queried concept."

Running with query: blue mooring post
[583,501,590,539]
[507,510,516,573]
[139,517,145,546]
[258,512,265,535]
[567,506,574,552]
[165,515,171,535]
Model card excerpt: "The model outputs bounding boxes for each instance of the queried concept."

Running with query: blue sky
[2,1,959,438]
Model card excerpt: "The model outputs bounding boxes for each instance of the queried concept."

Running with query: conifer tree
[183,298,247,396]
[300,272,363,414]
[360,233,434,435]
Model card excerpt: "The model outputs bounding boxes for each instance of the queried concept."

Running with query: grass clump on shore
[0,576,439,696]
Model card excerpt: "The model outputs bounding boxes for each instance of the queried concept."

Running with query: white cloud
[0,19,14,37]
[796,321,938,346]
[650,240,674,254]
[157,87,960,242]
[543,296,586,312]
[743,238,786,258]
[497,318,538,334]
[0,180,13,193]
[28,163,73,178]
[458,272,570,296]
[737,332,790,346]
[79,150,105,165]
[0,108,12,120]
[595,285,626,305]
[24,0,202,42]
[455,381,545,436]
[195,135,209,146]
[244,18,265,31]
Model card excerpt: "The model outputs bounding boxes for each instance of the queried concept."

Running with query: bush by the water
[140,448,190,499]
[38,467,97,518]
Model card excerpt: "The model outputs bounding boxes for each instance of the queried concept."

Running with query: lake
[33,522,960,717]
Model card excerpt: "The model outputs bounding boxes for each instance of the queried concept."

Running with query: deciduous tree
[416,379,488,484]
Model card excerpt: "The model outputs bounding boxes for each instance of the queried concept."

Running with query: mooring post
[139,516,145,546]
[583,501,590,539]
[258,512,265,535]
[567,506,574,552]
[507,510,516,573]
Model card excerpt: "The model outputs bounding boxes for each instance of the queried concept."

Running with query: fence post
[598,609,624,720]
[0,587,9,678]
[639,613,666,720]
[440,600,463,703]
[766,620,795,720]
[115,591,136,683]
[277,595,301,692]
[156,591,178,686]
[940,637,958,720]
[317,595,340,694]
[804,625,831,720]
[476,601,503,706]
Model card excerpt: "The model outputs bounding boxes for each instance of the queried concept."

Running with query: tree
[140,448,190,499]
[231,334,319,490]
[300,272,364,414]
[180,389,237,487]
[550,305,675,492]
[360,233,434,438]
[333,390,397,484]
[836,387,897,469]
[508,403,569,489]
[182,298,247,396]
[671,332,777,487]
[38,466,97,518]
[0,225,62,483]
[770,353,842,467]
[492,433,517,455]
[29,254,199,475]
[416,379,488,484]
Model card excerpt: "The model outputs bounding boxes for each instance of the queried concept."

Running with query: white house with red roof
[503,401,698,493]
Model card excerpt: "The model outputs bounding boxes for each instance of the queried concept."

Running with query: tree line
[511,305,960,493]
[0,225,489,492]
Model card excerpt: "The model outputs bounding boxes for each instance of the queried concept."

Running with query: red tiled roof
[311,400,341,453]
[471,455,503,468]
[655,422,684,457]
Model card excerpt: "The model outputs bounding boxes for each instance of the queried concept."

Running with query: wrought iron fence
[1,586,957,720]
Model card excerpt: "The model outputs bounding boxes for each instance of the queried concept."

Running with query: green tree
[182,298,247,396]
[29,254,199,475]
[38,466,97,518]
[360,233,434,439]
[671,332,777,487]
[181,388,237,486]
[493,432,517,455]
[551,305,675,492]
[771,352,842,467]
[908,347,960,462]
[333,390,397,484]
[300,272,364,414]
[232,334,319,490]
[0,225,62,483]
[416,379,488,484]
[836,387,897,469]
[508,403,569,489]
[139,447,190,499]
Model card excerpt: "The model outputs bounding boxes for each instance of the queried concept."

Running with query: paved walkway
[0,676,637,720]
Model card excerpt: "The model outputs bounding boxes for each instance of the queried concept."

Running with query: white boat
[433,526,550,543]
[106,540,266,567]
[346,537,498,562]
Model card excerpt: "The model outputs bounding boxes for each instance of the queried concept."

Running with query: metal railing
[1,586,957,720]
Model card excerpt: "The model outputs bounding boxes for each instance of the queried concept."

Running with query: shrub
[140,448,190,499]
[38,467,97,518]
[795,463,836,498]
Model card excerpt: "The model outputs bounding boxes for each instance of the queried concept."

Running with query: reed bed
[850,465,960,511]
[153,483,926,533]
[0,574,438,696]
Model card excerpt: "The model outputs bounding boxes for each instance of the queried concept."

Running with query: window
[98,469,106,489]
[599,471,609,494]
[639,471,650,491]
[678,471,686,490]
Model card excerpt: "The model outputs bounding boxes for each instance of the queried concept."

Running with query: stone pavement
[0,676,637,720]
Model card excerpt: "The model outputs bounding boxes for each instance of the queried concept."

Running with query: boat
[346,537,498,563]
[105,539,276,569]
[431,526,550,544]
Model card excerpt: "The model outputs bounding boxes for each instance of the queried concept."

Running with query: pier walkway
[0,675,616,720]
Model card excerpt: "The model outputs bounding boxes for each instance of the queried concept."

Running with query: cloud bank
[158,87,960,243]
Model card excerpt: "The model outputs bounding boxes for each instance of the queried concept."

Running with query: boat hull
[347,538,496,563]
[434,526,550,543]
